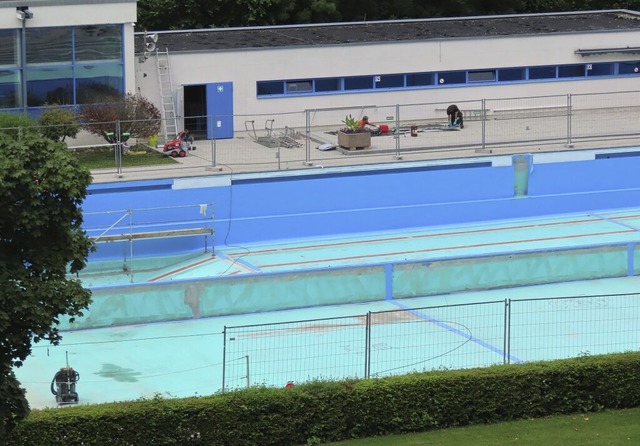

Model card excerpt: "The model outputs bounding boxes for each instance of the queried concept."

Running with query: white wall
[0,2,136,29]
[135,28,640,126]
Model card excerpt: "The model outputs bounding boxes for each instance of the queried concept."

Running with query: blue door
[206,82,234,139]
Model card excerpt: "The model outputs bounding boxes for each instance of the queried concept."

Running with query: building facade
[2,4,640,141]
[0,0,136,113]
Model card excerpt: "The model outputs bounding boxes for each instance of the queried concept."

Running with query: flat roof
[135,10,640,54]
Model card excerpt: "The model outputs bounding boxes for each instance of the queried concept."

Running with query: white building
[1,4,639,142]
[0,0,136,112]
[133,10,640,140]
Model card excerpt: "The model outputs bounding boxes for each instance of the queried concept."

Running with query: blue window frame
[0,70,20,108]
[7,24,125,110]
[375,74,404,89]
[529,66,557,80]
[344,76,373,90]
[618,61,640,75]
[498,68,525,81]
[0,30,18,66]
[257,81,283,96]
[438,71,466,85]
[286,80,313,93]
[406,72,434,87]
[587,63,614,77]
[316,78,340,92]
[468,70,496,82]
[558,64,586,78]
[256,60,640,98]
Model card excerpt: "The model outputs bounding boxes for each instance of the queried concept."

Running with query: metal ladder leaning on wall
[156,49,179,143]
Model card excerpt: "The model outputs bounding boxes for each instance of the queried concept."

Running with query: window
[558,64,585,78]
[257,81,284,96]
[375,74,404,89]
[26,28,72,64]
[286,80,312,93]
[76,64,123,104]
[438,71,466,85]
[468,70,496,82]
[315,78,340,92]
[0,30,18,66]
[75,25,122,63]
[498,68,525,81]
[0,70,20,108]
[587,63,614,77]
[256,59,635,99]
[27,67,73,106]
[344,76,373,90]
[618,61,640,75]
[529,66,557,80]
[3,24,125,110]
[407,73,434,87]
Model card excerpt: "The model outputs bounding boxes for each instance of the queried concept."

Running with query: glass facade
[0,24,125,110]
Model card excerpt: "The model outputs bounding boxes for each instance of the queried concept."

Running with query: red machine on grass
[162,129,195,157]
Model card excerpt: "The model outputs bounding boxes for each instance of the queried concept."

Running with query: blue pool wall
[83,148,640,260]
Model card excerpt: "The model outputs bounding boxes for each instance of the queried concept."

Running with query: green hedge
[9,352,640,446]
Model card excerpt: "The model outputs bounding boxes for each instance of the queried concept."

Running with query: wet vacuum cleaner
[50,352,80,405]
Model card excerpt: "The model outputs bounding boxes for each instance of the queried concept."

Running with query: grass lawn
[71,145,176,170]
[325,407,640,445]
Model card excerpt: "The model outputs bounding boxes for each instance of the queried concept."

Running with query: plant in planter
[338,114,371,149]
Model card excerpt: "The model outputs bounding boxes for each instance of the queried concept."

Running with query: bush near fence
[9,352,640,446]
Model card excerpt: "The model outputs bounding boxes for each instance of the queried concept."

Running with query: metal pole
[206,114,222,172]
[128,209,134,283]
[115,120,123,178]
[365,312,371,378]
[221,326,227,393]
[504,299,511,364]
[304,109,313,166]
[394,104,402,160]
[20,16,27,112]
[245,355,250,388]
[566,94,574,148]
[481,98,487,152]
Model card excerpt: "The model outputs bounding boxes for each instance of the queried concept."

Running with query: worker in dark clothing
[446,104,464,129]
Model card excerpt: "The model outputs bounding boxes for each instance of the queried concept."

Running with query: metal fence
[221,293,640,391]
[40,89,640,179]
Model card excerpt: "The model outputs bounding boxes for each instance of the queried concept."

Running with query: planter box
[338,131,371,150]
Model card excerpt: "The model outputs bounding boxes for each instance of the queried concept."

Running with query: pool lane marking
[387,298,523,363]
[252,228,636,269]
[224,213,639,257]
[147,253,259,282]
[149,212,640,280]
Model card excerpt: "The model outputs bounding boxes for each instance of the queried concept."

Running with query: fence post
[365,311,371,379]
[481,98,488,153]
[222,326,227,393]
[394,104,402,160]
[115,120,123,178]
[566,94,574,148]
[504,299,511,364]
[304,109,313,166]
[206,114,222,172]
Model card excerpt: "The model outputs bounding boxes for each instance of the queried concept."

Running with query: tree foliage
[0,129,93,439]
[136,0,640,29]
[78,93,161,144]
[37,107,81,142]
